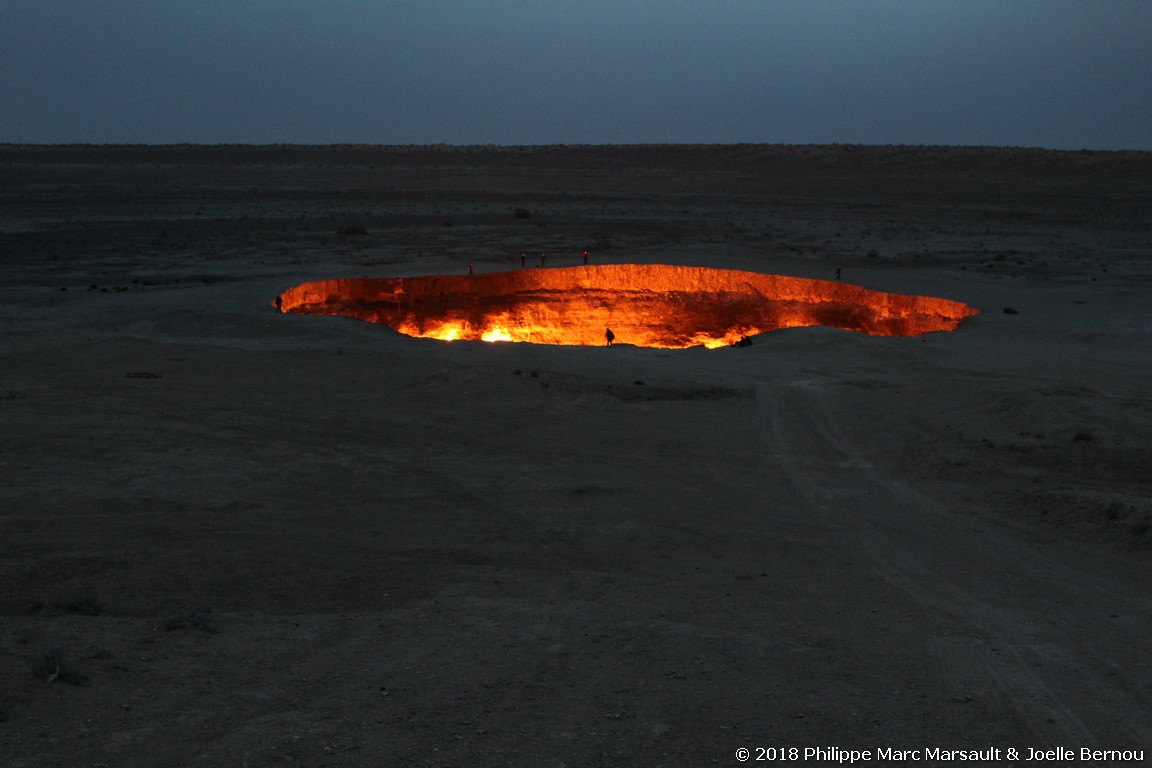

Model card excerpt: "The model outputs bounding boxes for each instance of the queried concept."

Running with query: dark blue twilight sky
[3,0,1150,149]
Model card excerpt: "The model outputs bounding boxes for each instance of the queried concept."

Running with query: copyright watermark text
[733,746,1145,763]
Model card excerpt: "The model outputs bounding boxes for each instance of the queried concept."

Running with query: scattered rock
[31,648,87,685]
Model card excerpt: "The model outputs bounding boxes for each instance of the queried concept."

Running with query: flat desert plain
[1,145,1150,766]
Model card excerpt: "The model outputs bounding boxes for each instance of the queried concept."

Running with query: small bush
[1072,432,1094,443]
[1129,515,1151,537]
[53,594,102,616]
[163,612,218,635]
[513,207,531,219]
[336,223,368,236]
[31,647,87,685]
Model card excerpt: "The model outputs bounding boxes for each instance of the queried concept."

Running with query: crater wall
[277,264,979,348]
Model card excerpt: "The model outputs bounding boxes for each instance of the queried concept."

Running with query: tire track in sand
[755,380,1151,748]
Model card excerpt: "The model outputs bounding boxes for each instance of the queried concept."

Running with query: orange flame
[276,264,978,348]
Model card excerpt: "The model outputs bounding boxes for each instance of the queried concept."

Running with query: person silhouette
[605,328,615,346]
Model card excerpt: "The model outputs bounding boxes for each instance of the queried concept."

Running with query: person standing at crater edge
[605,327,615,346]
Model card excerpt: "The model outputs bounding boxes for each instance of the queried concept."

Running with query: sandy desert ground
[1,144,1150,766]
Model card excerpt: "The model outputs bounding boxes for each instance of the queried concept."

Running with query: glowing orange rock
[276,264,978,348]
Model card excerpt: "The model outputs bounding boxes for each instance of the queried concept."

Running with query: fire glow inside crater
[276,264,978,348]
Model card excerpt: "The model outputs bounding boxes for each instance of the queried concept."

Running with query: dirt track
[1,145,1150,766]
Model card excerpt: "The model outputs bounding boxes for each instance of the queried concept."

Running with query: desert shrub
[336,223,368,235]
[53,594,103,616]
[1129,515,1151,537]
[1072,432,1094,443]
[163,612,218,635]
[513,207,531,219]
[31,647,87,685]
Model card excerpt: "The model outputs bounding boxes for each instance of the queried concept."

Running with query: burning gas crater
[276,264,978,349]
